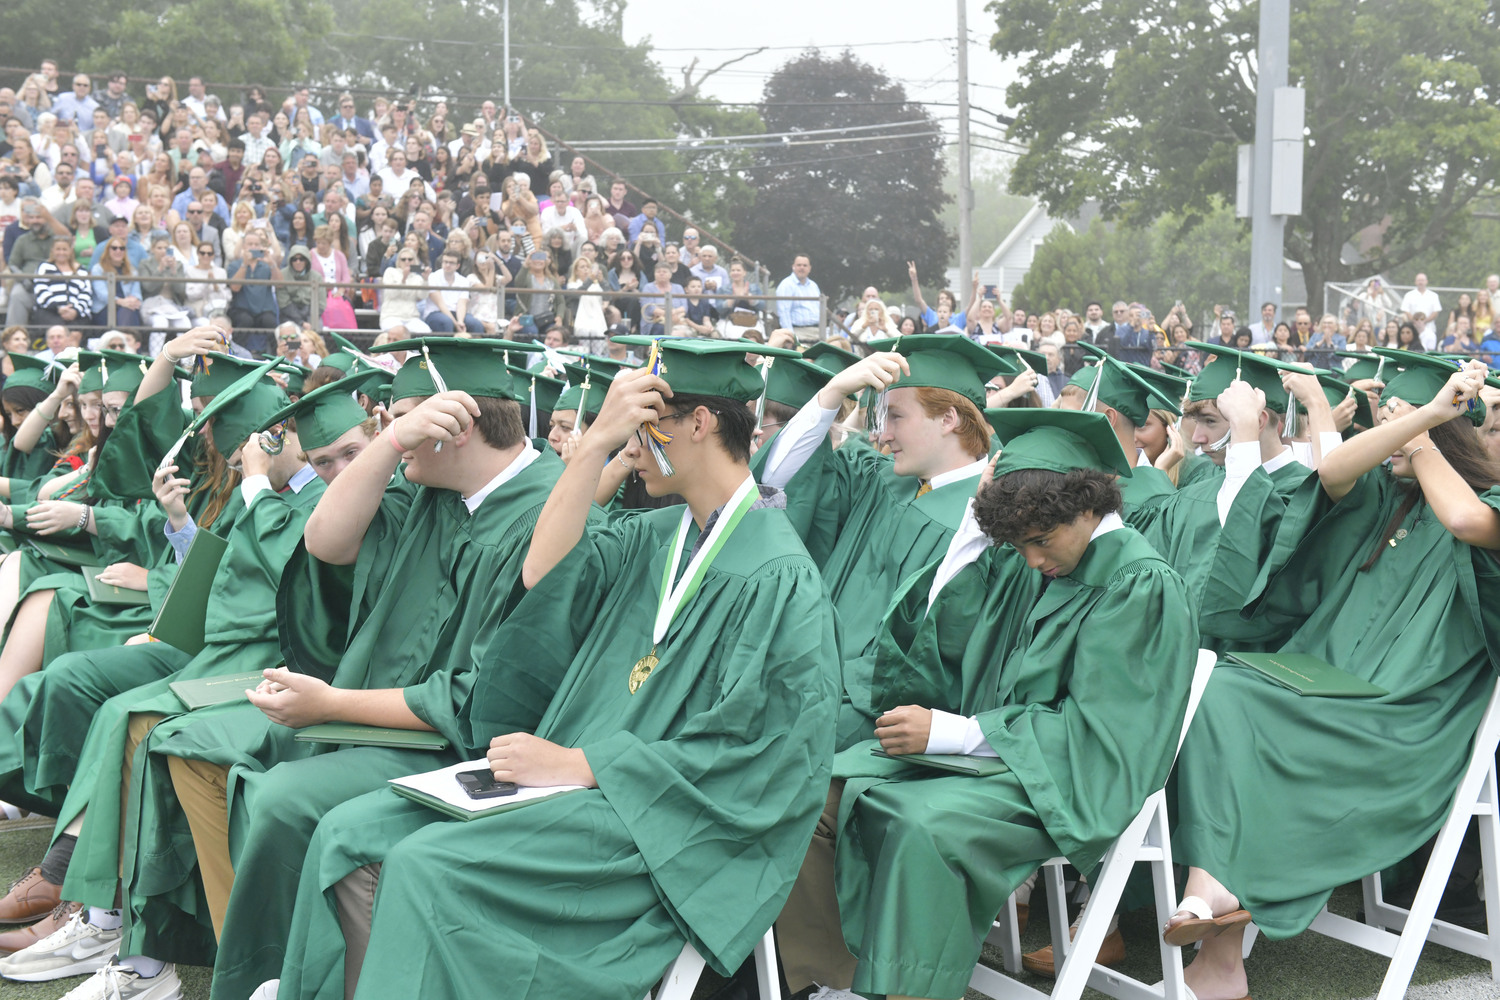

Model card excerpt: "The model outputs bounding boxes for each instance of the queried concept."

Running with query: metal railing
[4,269,827,356]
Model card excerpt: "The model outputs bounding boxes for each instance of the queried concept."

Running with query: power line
[324,30,956,54]
[570,119,932,147]
[566,130,943,153]
[621,140,946,179]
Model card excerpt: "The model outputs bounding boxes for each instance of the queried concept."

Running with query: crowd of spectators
[4,64,1500,377]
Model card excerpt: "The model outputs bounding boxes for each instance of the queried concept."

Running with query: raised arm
[522,366,668,588]
[906,260,930,315]
[13,364,80,454]
[136,325,224,404]
[1319,364,1486,503]
[305,391,479,565]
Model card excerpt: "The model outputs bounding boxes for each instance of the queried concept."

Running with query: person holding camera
[226,228,281,354]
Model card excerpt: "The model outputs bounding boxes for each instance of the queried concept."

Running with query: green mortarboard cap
[1159,361,1194,381]
[1373,348,1498,426]
[372,338,539,403]
[558,352,636,375]
[280,363,310,397]
[323,331,360,354]
[257,369,380,451]
[320,352,357,374]
[611,336,801,401]
[763,357,834,410]
[5,353,56,392]
[1184,342,1308,413]
[1334,351,1384,385]
[986,344,1048,377]
[557,362,615,418]
[507,366,565,414]
[189,352,302,399]
[986,407,1135,478]
[1069,346,1185,423]
[97,350,150,396]
[802,342,860,374]
[76,351,106,394]
[865,334,1012,408]
[177,358,290,454]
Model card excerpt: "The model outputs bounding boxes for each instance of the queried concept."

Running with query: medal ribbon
[652,475,758,646]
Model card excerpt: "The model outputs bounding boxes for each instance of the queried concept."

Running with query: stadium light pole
[956,0,973,295]
[503,0,512,114]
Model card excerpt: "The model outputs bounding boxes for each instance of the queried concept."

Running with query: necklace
[631,476,759,694]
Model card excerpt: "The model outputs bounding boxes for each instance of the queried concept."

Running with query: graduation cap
[557,362,614,421]
[763,356,835,410]
[371,338,537,403]
[504,365,563,439]
[864,334,1015,409]
[1184,341,1309,413]
[319,351,358,374]
[802,341,860,375]
[1373,348,1500,426]
[5,353,55,392]
[323,331,361,355]
[191,351,300,399]
[1334,351,1385,384]
[158,357,289,469]
[256,369,383,451]
[280,362,311,397]
[87,350,150,397]
[609,336,801,400]
[1068,347,1186,424]
[986,344,1048,378]
[985,407,1134,479]
[1159,361,1194,381]
[75,351,105,394]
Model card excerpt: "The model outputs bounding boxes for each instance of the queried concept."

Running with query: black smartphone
[456,768,517,799]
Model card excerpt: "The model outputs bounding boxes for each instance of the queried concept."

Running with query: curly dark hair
[973,467,1122,545]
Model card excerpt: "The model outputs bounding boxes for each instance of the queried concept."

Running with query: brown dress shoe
[1021,926,1126,978]
[0,900,81,954]
[0,867,62,924]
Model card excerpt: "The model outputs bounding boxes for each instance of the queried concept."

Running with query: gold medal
[629,646,659,694]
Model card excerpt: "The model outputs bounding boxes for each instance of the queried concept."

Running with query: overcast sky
[620,0,1020,149]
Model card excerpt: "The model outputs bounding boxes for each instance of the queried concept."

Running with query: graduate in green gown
[776,407,1199,999]
[1168,354,1500,1000]
[123,340,579,997]
[0,354,73,485]
[271,338,837,1000]
[0,355,318,990]
[754,335,1013,750]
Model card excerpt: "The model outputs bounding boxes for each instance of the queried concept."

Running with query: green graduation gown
[277,500,839,1000]
[759,432,980,750]
[0,425,64,482]
[831,527,1199,998]
[35,476,325,944]
[1174,471,1500,937]
[127,454,570,979]
[1127,455,1310,651]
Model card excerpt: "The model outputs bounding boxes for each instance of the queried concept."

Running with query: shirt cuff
[1224,441,1260,480]
[925,709,1001,757]
[240,474,273,507]
[164,516,198,564]
[1319,431,1344,464]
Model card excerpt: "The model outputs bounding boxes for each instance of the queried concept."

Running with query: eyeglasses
[108,246,125,251]
[187,208,203,214]
[398,257,416,263]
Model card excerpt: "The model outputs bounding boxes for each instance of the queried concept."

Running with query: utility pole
[503,0,512,114]
[956,0,973,296]
[1246,0,1296,321]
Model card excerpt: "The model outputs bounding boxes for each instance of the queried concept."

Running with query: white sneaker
[58,961,180,1000]
[808,987,863,1000]
[0,908,121,981]
[249,979,280,1000]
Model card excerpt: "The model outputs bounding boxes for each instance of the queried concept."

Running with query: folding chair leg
[751,928,780,1000]
[1473,768,1500,982]
[985,892,1025,974]
[650,941,707,1000]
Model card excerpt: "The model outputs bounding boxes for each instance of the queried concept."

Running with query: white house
[945,201,1101,302]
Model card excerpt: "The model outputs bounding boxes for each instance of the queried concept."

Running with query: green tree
[81,0,331,87]
[989,0,1500,311]
[305,0,758,238]
[729,50,953,301]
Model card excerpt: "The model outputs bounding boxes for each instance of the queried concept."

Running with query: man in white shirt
[1253,301,1277,345]
[375,148,417,198]
[420,249,484,334]
[1400,273,1442,350]
[537,179,585,253]
[689,244,730,295]
[38,162,76,215]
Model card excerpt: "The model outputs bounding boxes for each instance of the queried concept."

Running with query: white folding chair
[1276,677,1500,999]
[647,927,780,1000]
[970,648,1219,1000]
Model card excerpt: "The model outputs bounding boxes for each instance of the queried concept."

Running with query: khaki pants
[166,755,234,940]
[334,863,382,1000]
[775,780,858,993]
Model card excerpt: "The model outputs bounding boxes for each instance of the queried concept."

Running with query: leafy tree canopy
[729,49,953,301]
[990,0,1500,310]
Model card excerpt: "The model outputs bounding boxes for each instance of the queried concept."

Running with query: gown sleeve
[92,388,193,501]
